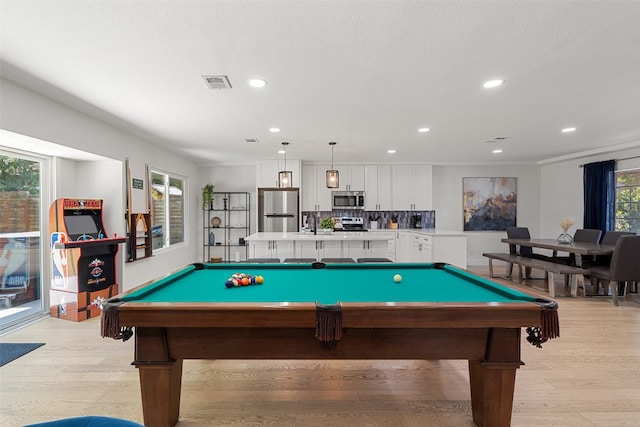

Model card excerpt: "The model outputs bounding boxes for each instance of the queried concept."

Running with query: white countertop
[245,231,392,241]
[245,229,466,241]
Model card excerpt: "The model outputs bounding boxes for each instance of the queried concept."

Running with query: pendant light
[326,141,339,188]
[278,141,292,188]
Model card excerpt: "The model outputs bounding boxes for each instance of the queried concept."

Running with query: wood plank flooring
[1,266,638,427]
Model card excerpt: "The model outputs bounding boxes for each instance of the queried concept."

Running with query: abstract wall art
[463,177,517,231]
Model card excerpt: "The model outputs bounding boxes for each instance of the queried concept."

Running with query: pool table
[101,262,558,427]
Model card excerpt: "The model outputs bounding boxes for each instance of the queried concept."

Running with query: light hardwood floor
[1,266,639,427]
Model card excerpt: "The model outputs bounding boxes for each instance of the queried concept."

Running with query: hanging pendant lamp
[326,142,339,188]
[278,141,292,188]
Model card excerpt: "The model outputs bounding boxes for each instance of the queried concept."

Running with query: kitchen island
[245,231,396,262]
[245,229,467,267]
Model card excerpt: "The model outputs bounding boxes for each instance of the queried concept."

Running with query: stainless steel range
[339,217,366,232]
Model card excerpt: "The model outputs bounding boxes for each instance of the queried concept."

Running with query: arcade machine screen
[64,213,100,240]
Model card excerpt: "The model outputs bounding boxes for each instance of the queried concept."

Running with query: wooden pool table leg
[134,327,183,427]
[469,360,519,427]
[468,328,523,427]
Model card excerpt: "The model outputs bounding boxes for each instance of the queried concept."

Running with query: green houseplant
[201,183,215,209]
[320,217,335,231]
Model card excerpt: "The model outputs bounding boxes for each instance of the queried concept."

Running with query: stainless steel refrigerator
[258,188,299,232]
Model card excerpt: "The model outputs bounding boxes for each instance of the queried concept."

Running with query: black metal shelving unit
[203,192,250,263]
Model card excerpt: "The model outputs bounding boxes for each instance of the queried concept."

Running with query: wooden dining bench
[483,252,590,297]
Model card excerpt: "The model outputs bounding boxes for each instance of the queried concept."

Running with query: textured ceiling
[1,0,640,165]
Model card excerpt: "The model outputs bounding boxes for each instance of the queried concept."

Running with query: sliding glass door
[0,150,48,332]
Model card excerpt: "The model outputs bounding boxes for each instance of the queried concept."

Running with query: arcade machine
[49,198,127,321]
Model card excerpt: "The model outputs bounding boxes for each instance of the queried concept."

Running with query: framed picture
[463,177,517,231]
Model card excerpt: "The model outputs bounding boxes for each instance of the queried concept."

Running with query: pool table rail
[107,300,544,330]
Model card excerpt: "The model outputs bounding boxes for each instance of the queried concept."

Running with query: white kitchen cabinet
[392,165,432,210]
[249,240,294,261]
[301,165,332,211]
[256,159,301,188]
[395,231,467,267]
[344,239,388,260]
[412,234,432,262]
[294,239,342,260]
[396,232,414,262]
[334,165,365,191]
[364,165,392,211]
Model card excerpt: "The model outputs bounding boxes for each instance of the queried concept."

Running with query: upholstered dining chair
[551,228,602,266]
[505,227,550,279]
[585,231,636,266]
[586,235,640,306]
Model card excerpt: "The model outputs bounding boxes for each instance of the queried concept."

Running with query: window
[615,169,640,233]
[151,170,185,250]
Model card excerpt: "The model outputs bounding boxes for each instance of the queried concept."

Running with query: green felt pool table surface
[122,262,538,305]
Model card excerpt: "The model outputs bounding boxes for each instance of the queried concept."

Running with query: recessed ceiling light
[248,79,267,88]
[269,127,280,133]
[418,128,430,133]
[492,149,503,154]
[277,149,286,154]
[483,79,505,88]
[387,149,396,154]
[561,127,577,133]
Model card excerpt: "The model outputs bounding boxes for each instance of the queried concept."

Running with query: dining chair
[586,235,640,306]
[551,228,602,266]
[505,227,550,279]
[585,231,636,266]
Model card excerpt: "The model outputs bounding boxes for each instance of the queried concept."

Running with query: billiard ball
[393,274,402,283]
[256,275,264,284]
[225,279,234,288]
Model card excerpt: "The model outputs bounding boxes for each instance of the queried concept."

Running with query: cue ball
[393,274,402,283]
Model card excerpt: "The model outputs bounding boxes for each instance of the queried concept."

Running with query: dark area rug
[0,343,45,367]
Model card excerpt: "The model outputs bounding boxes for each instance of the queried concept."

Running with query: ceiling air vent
[244,138,259,144]
[485,136,509,143]
[202,75,232,90]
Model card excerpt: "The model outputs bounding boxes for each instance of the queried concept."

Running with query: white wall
[432,164,541,265]
[1,77,200,290]
[77,160,124,238]
[539,145,640,237]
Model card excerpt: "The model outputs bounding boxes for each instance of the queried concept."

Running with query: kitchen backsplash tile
[303,210,435,229]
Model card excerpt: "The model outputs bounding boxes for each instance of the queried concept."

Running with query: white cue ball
[393,274,402,283]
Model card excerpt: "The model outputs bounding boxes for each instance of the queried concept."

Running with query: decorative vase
[557,232,573,244]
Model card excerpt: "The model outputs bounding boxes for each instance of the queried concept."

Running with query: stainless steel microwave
[332,191,365,210]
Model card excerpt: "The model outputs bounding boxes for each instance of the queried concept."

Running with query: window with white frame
[151,170,185,250]
[615,169,640,233]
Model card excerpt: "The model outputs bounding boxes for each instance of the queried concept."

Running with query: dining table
[500,238,616,267]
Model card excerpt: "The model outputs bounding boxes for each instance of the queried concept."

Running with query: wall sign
[132,178,144,190]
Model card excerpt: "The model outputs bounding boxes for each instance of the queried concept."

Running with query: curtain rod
[578,155,640,168]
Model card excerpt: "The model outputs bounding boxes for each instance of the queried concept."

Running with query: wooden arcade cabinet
[49,198,127,321]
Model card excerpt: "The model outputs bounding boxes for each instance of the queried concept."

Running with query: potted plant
[201,183,215,210]
[320,217,335,233]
